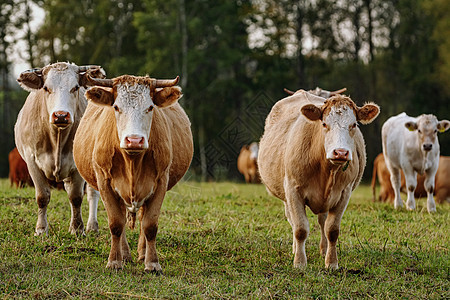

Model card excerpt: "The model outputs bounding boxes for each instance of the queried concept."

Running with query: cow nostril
[52,111,70,124]
[423,144,433,151]
[333,148,349,159]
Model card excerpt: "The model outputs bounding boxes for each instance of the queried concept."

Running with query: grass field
[0,178,448,299]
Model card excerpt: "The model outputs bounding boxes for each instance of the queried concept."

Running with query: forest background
[1,0,449,181]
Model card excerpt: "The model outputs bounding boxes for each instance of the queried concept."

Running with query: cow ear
[17,72,43,92]
[301,104,322,121]
[357,103,380,124]
[437,120,450,133]
[153,86,182,108]
[405,121,418,131]
[85,87,114,106]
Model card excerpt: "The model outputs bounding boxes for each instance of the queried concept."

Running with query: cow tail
[126,211,136,230]
[371,164,377,202]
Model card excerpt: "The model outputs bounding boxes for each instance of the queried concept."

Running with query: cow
[258,90,379,269]
[372,153,450,204]
[14,62,105,236]
[237,142,260,183]
[434,156,450,204]
[8,147,33,188]
[73,74,193,273]
[381,113,450,212]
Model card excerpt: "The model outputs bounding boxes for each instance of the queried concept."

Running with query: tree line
[1,0,449,180]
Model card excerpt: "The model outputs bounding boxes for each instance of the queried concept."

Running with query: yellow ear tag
[439,128,446,133]
[407,126,415,131]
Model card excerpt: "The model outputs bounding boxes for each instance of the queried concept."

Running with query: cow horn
[21,68,43,75]
[78,65,101,72]
[284,88,295,95]
[155,76,179,88]
[86,75,113,87]
[329,88,347,96]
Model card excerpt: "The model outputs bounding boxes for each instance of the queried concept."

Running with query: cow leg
[318,213,328,257]
[283,201,295,254]
[86,185,100,233]
[403,170,417,211]
[140,182,166,274]
[324,189,350,270]
[388,167,403,209]
[64,173,85,235]
[26,160,51,236]
[121,230,132,263]
[424,173,436,213]
[284,178,309,269]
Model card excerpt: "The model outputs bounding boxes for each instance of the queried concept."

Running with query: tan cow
[372,153,450,204]
[237,142,260,183]
[258,91,379,269]
[73,75,193,273]
[15,63,105,235]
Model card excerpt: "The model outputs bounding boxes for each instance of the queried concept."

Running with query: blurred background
[1,0,449,182]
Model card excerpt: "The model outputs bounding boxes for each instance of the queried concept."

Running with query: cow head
[85,75,182,153]
[301,95,379,164]
[404,114,450,153]
[17,63,105,128]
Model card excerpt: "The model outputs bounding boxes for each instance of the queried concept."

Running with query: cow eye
[70,85,80,93]
[43,86,51,93]
[418,129,421,133]
[145,105,154,113]
[322,122,327,128]
[351,123,357,129]
[113,105,120,112]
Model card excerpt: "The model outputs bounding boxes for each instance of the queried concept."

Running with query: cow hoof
[106,260,123,270]
[146,269,163,276]
[293,262,307,270]
[427,206,436,213]
[145,262,162,274]
[86,221,99,233]
[123,254,133,263]
[325,262,339,270]
[34,227,48,236]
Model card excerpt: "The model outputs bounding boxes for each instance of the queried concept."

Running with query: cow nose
[423,144,433,151]
[332,148,349,161]
[52,111,71,125]
[125,135,145,149]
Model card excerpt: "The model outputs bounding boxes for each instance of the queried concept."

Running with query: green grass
[0,179,449,299]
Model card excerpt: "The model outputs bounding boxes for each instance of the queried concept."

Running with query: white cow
[15,62,104,235]
[382,112,450,212]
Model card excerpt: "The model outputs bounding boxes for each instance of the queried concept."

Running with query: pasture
[0,179,448,299]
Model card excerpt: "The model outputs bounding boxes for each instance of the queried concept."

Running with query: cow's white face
[85,80,182,153]
[17,63,105,128]
[301,96,380,165]
[405,114,450,153]
[41,67,81,127]
[321,105,358,163]
[113,83,154,151]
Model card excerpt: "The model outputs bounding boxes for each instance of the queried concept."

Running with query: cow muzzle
[51,111,71,127]
[330,148,350,164]
[123,135,146,152]
[423,144,433,151]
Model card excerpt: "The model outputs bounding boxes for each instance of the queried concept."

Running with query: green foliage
[0,180,449,298]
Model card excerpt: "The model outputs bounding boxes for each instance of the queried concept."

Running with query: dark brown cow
[73,75,193,273]
[8,147,33,188]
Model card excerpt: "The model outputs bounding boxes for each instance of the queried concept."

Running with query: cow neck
[118,149,155,198]
[323,165,340,202]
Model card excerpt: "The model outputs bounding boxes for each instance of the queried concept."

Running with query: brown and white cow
[9,147,33,188]
[73,75,193,273]
[372,153,450,204]
[237,142,260,183]
[258,90,379,269]
[14,62,104,235]
[382,113,450,212]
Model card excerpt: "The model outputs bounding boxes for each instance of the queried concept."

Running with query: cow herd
[9,62,449,272]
